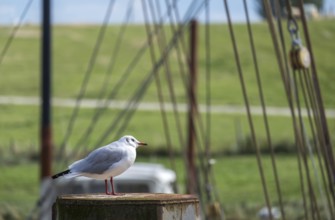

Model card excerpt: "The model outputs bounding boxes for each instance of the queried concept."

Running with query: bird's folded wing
[70,147,126,174]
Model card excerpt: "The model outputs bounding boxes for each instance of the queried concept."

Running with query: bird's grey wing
[70,147,126,174]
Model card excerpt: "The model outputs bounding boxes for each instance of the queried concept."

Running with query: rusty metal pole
[40,0,52,180]
[186,19,198,195]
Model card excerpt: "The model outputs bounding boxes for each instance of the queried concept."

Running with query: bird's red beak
[138,142,147,146]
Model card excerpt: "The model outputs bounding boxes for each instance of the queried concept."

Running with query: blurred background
[0,0,335,219]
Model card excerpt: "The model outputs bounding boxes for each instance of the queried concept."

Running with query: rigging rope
[93,0,207,148]
[204,0,213,205]
[0,0,34,67]
[243,0,286,219]
[262,2,313,218]
[147,3,211,201]
[266,0,335,218]
[202,2,224,216]
[61,0,177,164]
[166,0,189,87]
[60,0,190,164]
[147,0,186,150]
[271,4,311,215]
[293,70,321,220]
[223,1,273,219]
[141,0,179,192]
[298,0,335,195]
[265,0,318,218]
[162,3,210,202]
[271,1,320,218]
[299,70,332,220]
[57,0,116,159]
[59,0,135,167]
[303,69,335,215]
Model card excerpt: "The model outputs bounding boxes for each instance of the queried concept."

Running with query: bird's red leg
[105,179,111,195]
[110,177,116,195]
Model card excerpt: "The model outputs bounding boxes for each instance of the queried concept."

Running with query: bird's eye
[131,138,135,142]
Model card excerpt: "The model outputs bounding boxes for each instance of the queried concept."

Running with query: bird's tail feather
[52,169,70,179]
[52,169,80,179]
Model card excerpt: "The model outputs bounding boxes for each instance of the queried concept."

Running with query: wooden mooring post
[53,193,200,220]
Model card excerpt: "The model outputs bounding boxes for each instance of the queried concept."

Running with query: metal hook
[287,18,298,33]
[287,18,301,47]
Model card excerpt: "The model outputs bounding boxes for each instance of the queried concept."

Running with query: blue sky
[0,0,333,25]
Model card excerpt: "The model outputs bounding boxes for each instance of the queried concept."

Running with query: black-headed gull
[52,135,147,195]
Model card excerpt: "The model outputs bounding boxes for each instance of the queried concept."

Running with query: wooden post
[53,193,200,220]
[186,19,198,195]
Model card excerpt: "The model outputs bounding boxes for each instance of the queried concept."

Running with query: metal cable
[275,13,312,217]
[141,0,179,192]
[165,0,211,202]
[149,2,212,200]
[223,1,273,219]
[149,0,186,151]
[262,0,310,216]
[303,70,335,211]
[166,0,189,87]
[277,0,326,216]
[300,70,333,220]
[283,0,335,216]
[296,137,309,220]
[274,0,292,96]
[204,0,213,205]
[293,70,320,220]
[201,1,223,214]
[168,0,201,88]
[57,0,116,158]
[297,0,335,196]
[111,4,212,209]
[111,0,208,141]
[0,0,34,67]
[94,0,207,148]
[63,0,134,162]
[61,0,184,163]
[162,2,203,198]
[243,1,286,219]
[157,3,214,203]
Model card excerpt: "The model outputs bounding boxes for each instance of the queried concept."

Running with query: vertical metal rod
[186,19,197,194]
[40,0,52,180]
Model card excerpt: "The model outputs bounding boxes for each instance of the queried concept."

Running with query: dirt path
[1,95,334,118]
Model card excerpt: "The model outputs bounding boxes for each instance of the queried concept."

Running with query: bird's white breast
[92,146,136,180]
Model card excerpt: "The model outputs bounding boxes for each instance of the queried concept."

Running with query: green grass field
[0,20,334,106]
[0,155,326,219]
[0,19,334,219]
[0,19,334,149]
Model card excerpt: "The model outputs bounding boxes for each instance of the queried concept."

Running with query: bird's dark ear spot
[126,138,129,143]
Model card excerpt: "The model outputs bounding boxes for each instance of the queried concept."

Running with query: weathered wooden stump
[53,193,200,220]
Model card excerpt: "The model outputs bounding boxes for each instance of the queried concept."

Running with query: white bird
[52,135,147,195]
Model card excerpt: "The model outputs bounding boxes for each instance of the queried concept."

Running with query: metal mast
[40,0,52,180]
